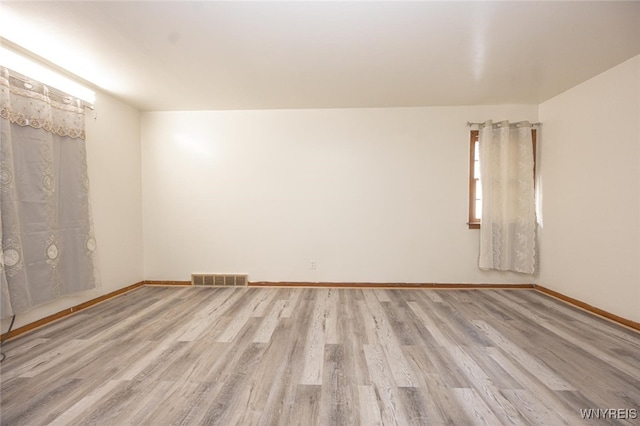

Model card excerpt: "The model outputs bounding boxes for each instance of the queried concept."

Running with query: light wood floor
[1,286,639,425]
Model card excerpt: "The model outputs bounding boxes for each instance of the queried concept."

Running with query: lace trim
[0,69,85,141]
[0,105,85,140]
[0,72,85,114]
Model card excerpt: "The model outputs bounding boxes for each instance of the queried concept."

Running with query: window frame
[468,129,537,229]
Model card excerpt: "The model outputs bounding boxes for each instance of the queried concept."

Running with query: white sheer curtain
[0,67,98,319]
[478,120,536,274]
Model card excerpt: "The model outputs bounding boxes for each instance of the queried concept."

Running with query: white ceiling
[2,1,640,111]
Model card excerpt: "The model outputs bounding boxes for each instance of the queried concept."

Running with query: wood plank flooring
[1,286,638,425]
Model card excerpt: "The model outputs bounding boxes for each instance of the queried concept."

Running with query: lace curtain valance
[0,67,85,140]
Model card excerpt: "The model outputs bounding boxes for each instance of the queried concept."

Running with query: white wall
[538,55,640,323]
[142,105,537,284]
[87,92,144,294]
[2,90,144,330]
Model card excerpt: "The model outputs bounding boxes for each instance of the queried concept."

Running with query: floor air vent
[191,274,248,287]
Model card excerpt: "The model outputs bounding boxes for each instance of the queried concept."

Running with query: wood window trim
[468,130,481,229]
[468,129,537,229]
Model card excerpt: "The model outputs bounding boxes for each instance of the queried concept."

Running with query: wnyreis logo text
[580,408,637,420]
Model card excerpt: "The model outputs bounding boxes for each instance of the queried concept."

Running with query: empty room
[1,1,639,425]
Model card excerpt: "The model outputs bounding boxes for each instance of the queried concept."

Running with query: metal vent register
[191,274,248,287]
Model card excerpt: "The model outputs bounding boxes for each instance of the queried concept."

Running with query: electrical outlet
[310,260,317,270]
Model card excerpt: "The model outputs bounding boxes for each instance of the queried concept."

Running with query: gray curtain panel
[0,67,97,319]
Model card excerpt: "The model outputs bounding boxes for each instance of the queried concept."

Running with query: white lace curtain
[0,67,98,319]
[478,120,536,274]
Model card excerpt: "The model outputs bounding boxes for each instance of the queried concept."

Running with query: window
[468,129,536,229]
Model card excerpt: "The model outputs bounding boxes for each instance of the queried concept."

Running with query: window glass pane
[475,200,482,220]
[474,160,480,179]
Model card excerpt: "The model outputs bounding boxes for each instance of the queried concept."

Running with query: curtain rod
[1,37,99,92]
[1,37,96,109]
[3,70,95,110]
[467,121,541,127]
